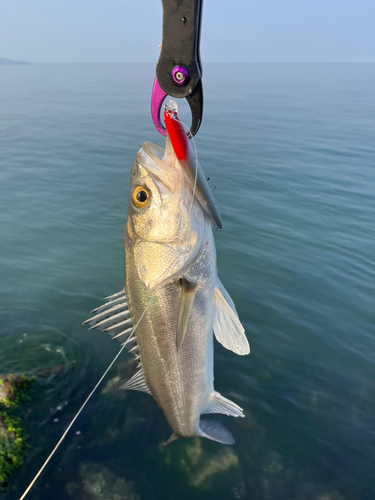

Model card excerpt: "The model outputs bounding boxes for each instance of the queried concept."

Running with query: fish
[84,106,250,445]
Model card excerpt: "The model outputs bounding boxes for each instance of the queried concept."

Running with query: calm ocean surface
[1,63,374,500]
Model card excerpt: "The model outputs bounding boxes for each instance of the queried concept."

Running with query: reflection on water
[1,63,375,500]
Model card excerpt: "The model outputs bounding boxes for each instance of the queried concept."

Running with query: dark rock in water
[0,374,33,487]
[0,374,29,404]
[37,363,66,378]
[66,462,140,500]
[160,437,244,493]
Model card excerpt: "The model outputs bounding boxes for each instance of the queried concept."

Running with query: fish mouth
[135,135,222,232]
[135,140,181,195]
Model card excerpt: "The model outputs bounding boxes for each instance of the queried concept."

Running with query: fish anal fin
[120,368,151,395]
[202,392,244,418]
[199,420,235,445]
[176,277,197,350]
[213,282,250,355]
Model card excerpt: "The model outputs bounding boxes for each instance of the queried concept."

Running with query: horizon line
[4,61,375,65]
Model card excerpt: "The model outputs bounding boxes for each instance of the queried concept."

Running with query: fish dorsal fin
[83,289,134,343]
[199,420,235,445]
[202,391,244,418]
[120,368,151,394]
[176,277,197,350]
[213,281,250,355]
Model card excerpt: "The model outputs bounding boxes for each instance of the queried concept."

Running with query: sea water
[1,63,374,500]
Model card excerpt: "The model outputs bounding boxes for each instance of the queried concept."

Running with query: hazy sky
[1,0,375,63]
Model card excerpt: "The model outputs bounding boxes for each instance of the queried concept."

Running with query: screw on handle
[156,0,203,99]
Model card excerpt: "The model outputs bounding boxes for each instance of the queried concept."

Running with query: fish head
[126,138,206,291]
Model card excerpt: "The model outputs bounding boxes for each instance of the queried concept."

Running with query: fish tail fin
[198,419,235,445]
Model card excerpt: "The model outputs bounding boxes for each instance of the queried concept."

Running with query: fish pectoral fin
[202,392,245,418]
[176,277,197,350]
[199,419,235,445]
[213,280,250,355]
[120,368,151,395]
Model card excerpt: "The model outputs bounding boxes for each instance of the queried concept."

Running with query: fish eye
[132,186,151,209]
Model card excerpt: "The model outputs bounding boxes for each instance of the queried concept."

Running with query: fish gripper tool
[151,0,204,138]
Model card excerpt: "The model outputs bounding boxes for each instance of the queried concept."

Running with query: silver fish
[85,132,250,445]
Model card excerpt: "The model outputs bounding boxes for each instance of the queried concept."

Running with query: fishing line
[19,297,153,500]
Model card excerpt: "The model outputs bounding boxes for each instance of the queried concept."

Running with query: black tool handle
[156,0,203,99]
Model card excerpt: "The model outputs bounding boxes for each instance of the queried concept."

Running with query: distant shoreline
[0,58,30,65]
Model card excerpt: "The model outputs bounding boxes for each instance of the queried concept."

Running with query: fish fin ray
[217,279,238,317]
[91,295,127,313]
[122,332,136,347]
[104,318,132,333]
[87,308,131,332]
[213,282,250,355]
[84,289,133,342]
[202,392,244,418]
[111,327,133,340]
[84,302,129,325]
[120,369,151,394]
[103,289,126,300]
[199,420,235,445]
[176,278,197,350]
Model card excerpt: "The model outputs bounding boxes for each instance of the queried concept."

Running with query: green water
[1,63,375,500]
